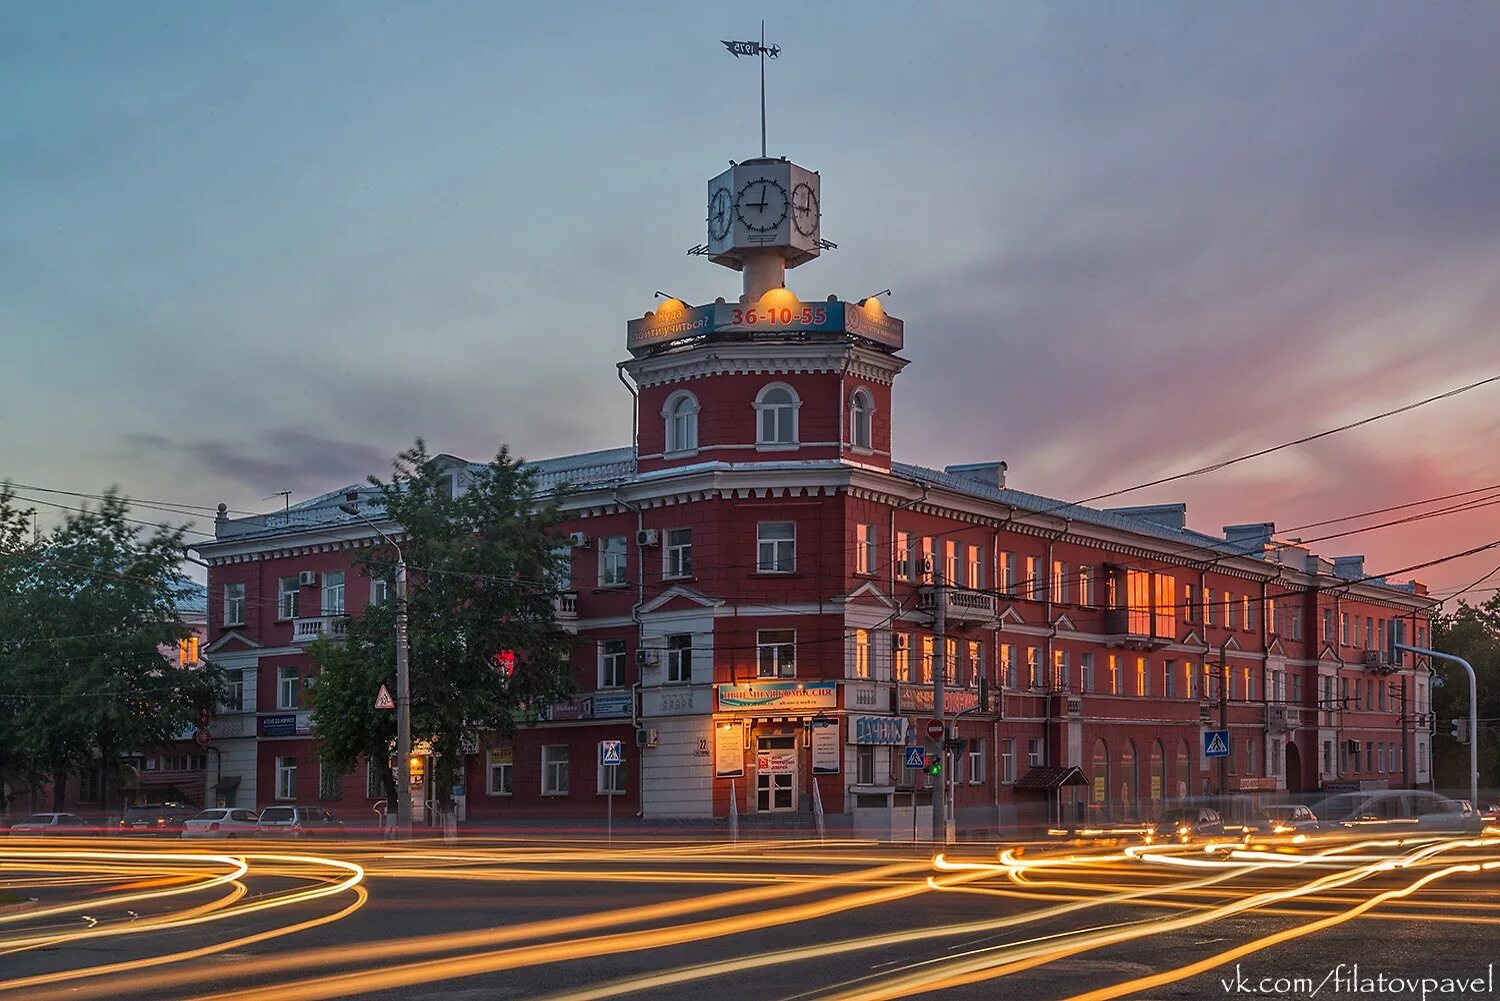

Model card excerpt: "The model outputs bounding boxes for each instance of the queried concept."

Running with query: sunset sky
[3,2,1499,597]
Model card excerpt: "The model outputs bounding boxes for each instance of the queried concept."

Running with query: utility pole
[1397,643,1475,808]
[340,500,413,838]
[1391,678,1410,790]
[932,583,952,844]
[1217,648,1229,797]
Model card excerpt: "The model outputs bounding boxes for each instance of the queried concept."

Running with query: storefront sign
[259,713,297,737]
[593,692,633,718]
[1232,776,1277,792]
[1092,775,1106,804]
[715,721,745,778]
[897,686,977,714]
[716,681,837,713]
[850,715,909,746]
[756,750,796,775]
[1150,775,1163,802]
[811,721,840,775]
[489,747,513,767]
[626,300,904,355]
[547,698,589,721]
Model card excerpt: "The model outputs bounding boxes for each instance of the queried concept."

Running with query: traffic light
[495,650,516,677]
[925,755,942,777]
[1450,718,1470,744]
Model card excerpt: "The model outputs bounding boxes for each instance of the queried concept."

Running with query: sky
[3,1,1499,598]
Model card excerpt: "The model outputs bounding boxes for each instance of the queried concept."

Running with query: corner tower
[624,154,907,476]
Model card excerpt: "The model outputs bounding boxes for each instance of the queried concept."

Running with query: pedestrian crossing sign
[374,684,395,710]
[1203,729,1230,758]
[601,740,623,766]
[903,745,927,769]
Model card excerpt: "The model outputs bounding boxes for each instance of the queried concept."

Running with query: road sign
[925,719,945,741]
[374,684,395,710]
[193,727,211,748]
[600,740,623,766]
[1203,729,1230,758]
[903,745,927,769]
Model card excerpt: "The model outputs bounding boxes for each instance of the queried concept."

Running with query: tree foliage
[310,441,574,806]
[0,485,222,812]
[1431,592,1500,792]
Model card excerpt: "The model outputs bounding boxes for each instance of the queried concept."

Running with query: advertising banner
[811,721,840,775]
[626,300,904,355]
[849,715,909,746]
[715,721,745,778]
[716,680,837,713]
[756,750,796,775]
[897,686,977,714]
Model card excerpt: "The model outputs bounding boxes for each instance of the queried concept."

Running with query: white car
[8,813,91,836]
[181,808,261,839]
[1311,790,1481,833]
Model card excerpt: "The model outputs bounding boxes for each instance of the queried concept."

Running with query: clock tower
[706,158,822,300]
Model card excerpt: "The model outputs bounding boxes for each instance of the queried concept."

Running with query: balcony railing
[919,586,997,625]
[291,615,349,644]
[552,591,578,620]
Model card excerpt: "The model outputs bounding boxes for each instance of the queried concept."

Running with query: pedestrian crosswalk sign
[903,745,927,769]
[601,740,623,766]
[374,684,395,710]
[1203,730,1230,757]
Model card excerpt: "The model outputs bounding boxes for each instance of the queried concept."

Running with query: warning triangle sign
[374,684,396,710]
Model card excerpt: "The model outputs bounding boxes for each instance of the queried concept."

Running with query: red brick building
[194,153,1437,833]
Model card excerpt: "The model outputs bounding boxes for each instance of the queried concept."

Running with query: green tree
[311,441,574,811]
[1431,592,1500,792]
[0,488,40,809]
[0,487,222,812]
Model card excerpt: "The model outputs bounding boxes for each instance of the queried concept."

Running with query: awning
[212,775,242,791]
[1014,766,1088,790]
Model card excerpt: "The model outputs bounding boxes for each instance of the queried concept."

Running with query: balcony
[291,615,349,644]
[1102,608,1172,650]
[919,586,997,625]
[552,590,578,620]
[1267,704,1304,734]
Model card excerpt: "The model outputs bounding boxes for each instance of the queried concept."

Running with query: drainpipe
[616,363,640,477]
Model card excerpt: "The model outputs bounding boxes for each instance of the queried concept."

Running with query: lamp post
[1395,643,1475,809]
[339,500,412,838]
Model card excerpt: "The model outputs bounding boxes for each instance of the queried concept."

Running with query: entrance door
[756,736,796,812]
[1285,742,1303,794]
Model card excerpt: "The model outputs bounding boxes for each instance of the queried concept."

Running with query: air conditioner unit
[636,529,660,547]
[567,532,590,549]
[298,570,318,587]
[636,649,660,668]
[634,727,658,748]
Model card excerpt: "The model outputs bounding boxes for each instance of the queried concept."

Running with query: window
[600,536,627,586]
[856,745,875,784]
[852,629,871,679]
[856,524,877,575]
[1164,660,1176,698]
[755,383,799,444]
[1155,575,1177,639]
[1243,597,1252,631]
[1184,660,1196,699]
[369,577,389,607]
[1266,596,1277,634]
[322,571,345,616]
[1052,650,1068,691]
[1322,740,1333,776]
[1204,587,1215,625]
[277,666,299,710]
[319,760,344,801]
[1245,737,1257,776]
[896,531,913,580]
[1322,608,1333,643]
[664,391,699,453]
[486,749,512,795]
[666,634,694,684]
[177,635,200,667]
[542,745,570,795]
[1291,609,1302,641]
[757,522,796,573]
[1080,652,1095,694]
[1108,654,1120,695]
[224,583,245,626]
[920,538,935,583]
[1079,565,1094,606]
[968,546,985,589]
[921,635,934,683]
[1185,584,1195,622]
[1026,647,1041,689]
[1000,643,1017,688]
[1025,556,1042,599]
[223,670,244,712]
[1341,612,1351,646]
[893,633,911,682]
[598,756,625,795]
[849,388,873,449]
[1001,739,1016,783]
[757,630,795,678]
[275,757,297,800]
[1052,560,1068,604]
[600,639,627,688]
[944,638,957,684]
[1001,552,1017,595]
[968,641,982,689]
[665,528,693,578]
[1135,657,1147,697]
[968,739,984,783]
[945,541,960,586]
[1027,738,1043,768]
[278,577,299,619]
[1227,592,1238,630]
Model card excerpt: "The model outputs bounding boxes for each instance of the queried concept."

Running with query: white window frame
[757,629,796,678]
[757,521,796,573]
[1001,738,1016,784]
[277,666,299,710]
[664,528,693,579]
[275,756,297,800]
[1027,738,1042,768]
[600,535,628,587]
[896,531,913,581]
[277,577,298,620]
[1001,552,1016,595]
[486,752,513,796]
[599,639,627,689]
[541,745,570,795]
[849,387,874,449]
[852,629,871,679]
[855,523,876,575]
[665,634,693,684]
[967,739,984,784]
[663,390,700,455]
[322,571,345,616]
[1052,560,1068,604]
[968,545,985,589]
[224,583,245,626]
[369,577,389,607]
[753,382,800,446]
[893,632,910,682]
[1080,652,1094,694]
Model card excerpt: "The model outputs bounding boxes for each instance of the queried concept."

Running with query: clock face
[708,188,733,240]
[734,177,789,233]
[791,182,819,237]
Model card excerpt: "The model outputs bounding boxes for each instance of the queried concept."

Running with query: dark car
[1152,806,1225,841]
[117,802,198,836]
[256,805,345,839]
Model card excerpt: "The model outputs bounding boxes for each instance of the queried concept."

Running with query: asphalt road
[3,833,1499,1000]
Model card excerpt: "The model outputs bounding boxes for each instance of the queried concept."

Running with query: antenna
[721,25,780,158]
[264,490,291,513]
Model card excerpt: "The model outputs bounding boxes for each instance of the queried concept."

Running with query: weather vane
[722,20,780,158]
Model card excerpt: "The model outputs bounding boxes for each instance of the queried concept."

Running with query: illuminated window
[754,383,799,445]
[1242,596,1252,631]
[1026,647,1041,689]
[849,388,873,449]
[1203,587,1214,625]
[177,635,200,667]
[1000,552,1017,595]
[663,390,700,453]
[1185,583,1195,623]
[1000,643,1017,688]
[1135,657,1147,697]
[945,541,960,585]
[1108,654,1120,695]
[920,537,935,583]
[1051,560,1068,604]
[1026,556,1042,599]
[896,532,913,580]
[968,546,985,589]
[855,523,877,575]
[1052,650,1068,691]
[1078,565,1094,606]
[1127,570,1152,635]
[1154,575,1177,639]
[921,635,934,683]
[893,633,910,682]
[853,629,871,679]
[944,638,957,684]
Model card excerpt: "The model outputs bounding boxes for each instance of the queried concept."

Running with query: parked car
[256,805,345,839]
[116,802,198,836]
[181,808,262,839]
[1310,790,1481,833]
[8,813,91,836]
[1151,806,1225,841]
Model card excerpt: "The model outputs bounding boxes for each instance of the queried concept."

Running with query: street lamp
[339,498,412,839]
[1395,642,1476,809]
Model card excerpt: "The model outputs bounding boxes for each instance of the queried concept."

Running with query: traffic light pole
[1396,643,1474,808]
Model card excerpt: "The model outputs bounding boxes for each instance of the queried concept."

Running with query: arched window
[754,383,799,445]
[662,391,699,454]
[849,388,873,449]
